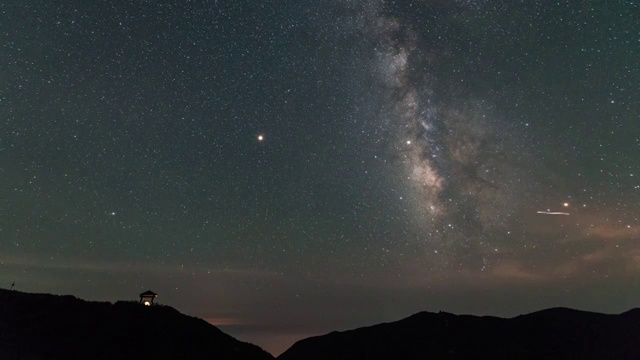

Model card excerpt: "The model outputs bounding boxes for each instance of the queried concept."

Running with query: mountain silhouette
[278,307,640,360]
[0,289,273,360]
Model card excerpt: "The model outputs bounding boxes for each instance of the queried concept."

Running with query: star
[257,135,264,141]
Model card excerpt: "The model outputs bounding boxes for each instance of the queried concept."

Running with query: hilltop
[0,289,273,360]
[278,307,640,359]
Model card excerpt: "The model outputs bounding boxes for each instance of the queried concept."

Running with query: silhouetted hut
[139,290,157,306]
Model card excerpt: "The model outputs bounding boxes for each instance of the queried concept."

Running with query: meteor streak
[537,211,570,216]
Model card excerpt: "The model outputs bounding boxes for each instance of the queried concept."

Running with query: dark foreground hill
[279,307,640,360]
[0,289,273,360]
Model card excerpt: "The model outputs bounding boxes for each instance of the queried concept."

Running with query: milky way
[343,0,537,266]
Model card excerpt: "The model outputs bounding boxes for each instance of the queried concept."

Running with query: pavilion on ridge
[139,290,157,306]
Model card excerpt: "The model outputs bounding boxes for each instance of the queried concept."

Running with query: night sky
[2,0,639,355]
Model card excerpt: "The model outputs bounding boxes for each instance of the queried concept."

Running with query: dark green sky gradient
[2,0,639,356]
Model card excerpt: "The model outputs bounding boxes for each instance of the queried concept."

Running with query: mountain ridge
[0,288,273,360]
[278,307,640,360]
[3,288,639,359]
